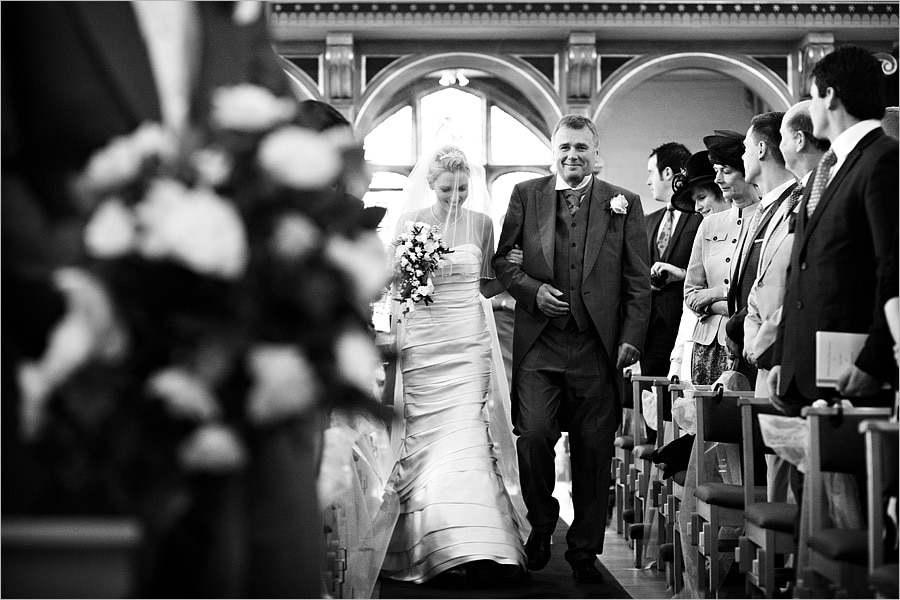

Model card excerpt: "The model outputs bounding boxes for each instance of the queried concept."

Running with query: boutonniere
[610,194,628,215]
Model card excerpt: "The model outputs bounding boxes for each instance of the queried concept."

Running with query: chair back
[629,374,670,446]
[694,389,756,487]
[738,397,781,507]
[802,406,893,535]
[860,420,899,571]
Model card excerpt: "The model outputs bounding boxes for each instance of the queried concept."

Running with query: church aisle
[374,482,670,599]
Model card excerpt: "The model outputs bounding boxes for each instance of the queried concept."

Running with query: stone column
[325,33,355,113]
[565,32,597,115]
[792,32,834,101]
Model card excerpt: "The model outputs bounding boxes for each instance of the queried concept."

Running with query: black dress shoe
[570,558,604,583]
[524,531,552,571]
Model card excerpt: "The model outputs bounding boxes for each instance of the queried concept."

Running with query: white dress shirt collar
[828,119,882,181]
[761,178,795,209]
[555,174,593,192]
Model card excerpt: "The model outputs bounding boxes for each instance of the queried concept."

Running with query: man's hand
[536,283,568,317]
[616,342,640,370]
[766,366,789,413]
[743,347,757,367]
[836,365,883,398]
[652,261,685,282]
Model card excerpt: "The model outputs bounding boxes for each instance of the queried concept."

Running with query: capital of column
[325,33,355,102]
[565,32,598,103]
[793,32,834,100]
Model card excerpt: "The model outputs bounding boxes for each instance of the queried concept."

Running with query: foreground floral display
[16,84,392,595]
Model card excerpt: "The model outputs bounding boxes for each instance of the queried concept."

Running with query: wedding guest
[667,152,732,381]
[724,112,796,385]
[768,44,898,415]
[642,142,701,380]
[744,101,828,502]
[493,114,651,583]
[683,131,758,386]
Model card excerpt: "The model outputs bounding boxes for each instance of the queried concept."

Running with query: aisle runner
[376,520,631,599]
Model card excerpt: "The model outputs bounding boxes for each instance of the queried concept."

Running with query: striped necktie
[805,149,837,218]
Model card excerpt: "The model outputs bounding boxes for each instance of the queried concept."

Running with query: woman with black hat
[681,130,758,385]
[666,150,731,380]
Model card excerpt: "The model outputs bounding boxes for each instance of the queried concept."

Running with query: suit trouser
[515,321,618,562]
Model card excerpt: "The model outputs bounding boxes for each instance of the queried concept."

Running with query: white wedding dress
[380,242,527,583]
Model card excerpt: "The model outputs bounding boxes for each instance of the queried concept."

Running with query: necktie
[656,207,674,259]
[563,189,582,217]
[805,149,837,218]
[784,182,804,214]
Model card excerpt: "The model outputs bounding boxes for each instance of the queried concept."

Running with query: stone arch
[278,57,323,101]
[354,53,562,139]
[591,52,792,124]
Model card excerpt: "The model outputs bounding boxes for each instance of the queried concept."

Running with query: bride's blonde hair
[426,145,470,186]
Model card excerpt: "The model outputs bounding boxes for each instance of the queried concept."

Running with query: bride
[381,145,527,585]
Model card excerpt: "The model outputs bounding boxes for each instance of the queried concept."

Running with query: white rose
[191,146,234,187]
[137,181,248,279]
[271,213,322,260]
[179,424,248,473]
[84,198,137,258]
[81,123,175,192]
[610,194,629,215]
[333,328,381,393]
[211,84,296,132]
[146,367,222,422]
[257,126,341,190]
[325,232,392,304]
[246,344,318,425]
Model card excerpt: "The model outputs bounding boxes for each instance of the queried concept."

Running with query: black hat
[671,151,717,213]
[703,129,745,173]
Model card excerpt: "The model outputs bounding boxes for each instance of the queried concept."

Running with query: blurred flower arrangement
[392,221,452,315]
[19,84,392,514]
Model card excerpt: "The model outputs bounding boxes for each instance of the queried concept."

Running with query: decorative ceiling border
[270,1,898,27]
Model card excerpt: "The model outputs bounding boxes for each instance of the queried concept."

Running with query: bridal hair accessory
[437,148,467,163]
[392,221,453,315]
[610,194,629,215]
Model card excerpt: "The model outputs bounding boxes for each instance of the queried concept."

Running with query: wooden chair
[626,375,670,567]
[692,387,765,597]
[799,405,892,598]
[613,371,639,536]
[860,419,899,599]
[737,397,800,598]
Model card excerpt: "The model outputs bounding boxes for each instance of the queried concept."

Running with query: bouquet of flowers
[20,84,392,517]
[392,221,452,314]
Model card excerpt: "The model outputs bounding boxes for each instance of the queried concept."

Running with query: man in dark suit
[642,142,700,379]
[2,4,325,598]
[724,112,796,385]
[767,45,898,414]
[493,115,651,582]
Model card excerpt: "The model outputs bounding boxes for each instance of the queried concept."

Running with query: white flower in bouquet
[84,197,137,258]
[179,423,248,473]
[271,213,322,260]
[146,367,222,422]
[392,221,452,314]
[210,83,296,132]
[246,344,318,425]
[137,179,248,279]
[190,146,234,187]
[333,328,381,393]
[80,122,176,193]
[257,126,341,190]
[325,231,392,305]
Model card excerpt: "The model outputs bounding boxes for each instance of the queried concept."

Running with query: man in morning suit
[767,45,899,415]
[724,112,796,386]
[492,115,651,583]
[642,142,701,380]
